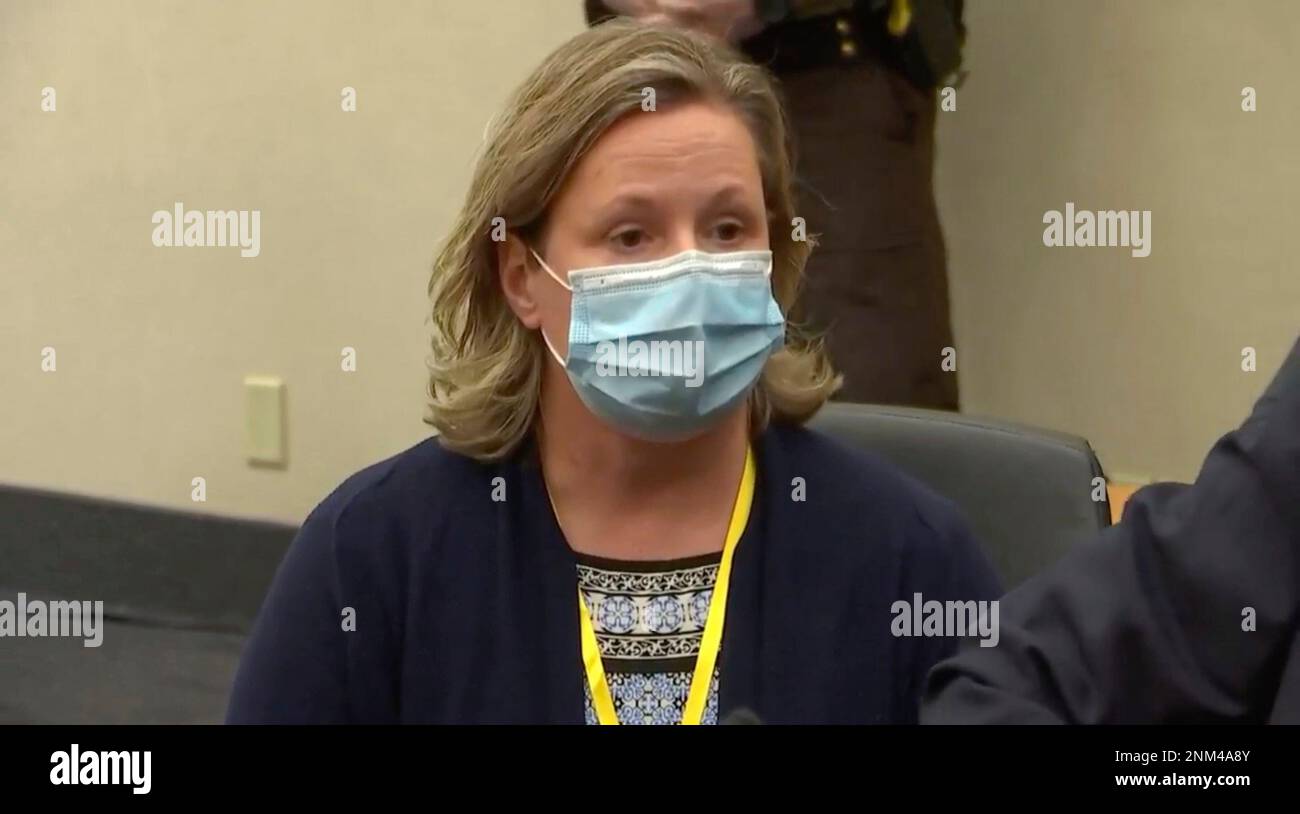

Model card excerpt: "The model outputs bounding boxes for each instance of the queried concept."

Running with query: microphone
[720,707,763,725]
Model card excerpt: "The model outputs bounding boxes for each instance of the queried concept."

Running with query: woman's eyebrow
[706,183,749,201]
[704,183,762,212]
[597,191,659,211]
[587,183,757,223]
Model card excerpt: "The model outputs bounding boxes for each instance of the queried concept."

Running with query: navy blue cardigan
[226,421,1001,724]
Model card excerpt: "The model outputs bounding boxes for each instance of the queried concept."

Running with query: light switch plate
[244,375,285,465]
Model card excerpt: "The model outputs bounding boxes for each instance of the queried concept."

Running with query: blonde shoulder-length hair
[425,19,840,460]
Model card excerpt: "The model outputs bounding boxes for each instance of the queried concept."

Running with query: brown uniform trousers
[782,61,958,409]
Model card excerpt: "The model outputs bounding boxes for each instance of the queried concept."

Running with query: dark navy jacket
[227,421,1001,724]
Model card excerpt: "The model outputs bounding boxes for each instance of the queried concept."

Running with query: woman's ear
[498,233,543,329]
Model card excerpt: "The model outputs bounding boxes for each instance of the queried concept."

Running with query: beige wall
[2,0,1295,525]
[0,0,585,523]
[937,0,1300,483]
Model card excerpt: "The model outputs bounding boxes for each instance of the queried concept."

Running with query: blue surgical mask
[531,246,785,441]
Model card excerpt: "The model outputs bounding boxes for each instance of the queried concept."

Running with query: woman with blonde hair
[227,19,998,725]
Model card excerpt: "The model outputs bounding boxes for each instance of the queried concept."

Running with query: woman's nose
[664,228,703,257]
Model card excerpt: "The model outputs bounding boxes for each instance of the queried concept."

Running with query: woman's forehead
[564,101,762,195]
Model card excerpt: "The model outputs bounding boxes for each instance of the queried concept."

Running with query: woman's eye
[714,221,743,242]
[612,229,644,249]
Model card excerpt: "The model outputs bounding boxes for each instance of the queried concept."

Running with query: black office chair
[808,403,1112,589]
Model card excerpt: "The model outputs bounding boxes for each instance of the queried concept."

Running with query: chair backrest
[807,403,1111,589]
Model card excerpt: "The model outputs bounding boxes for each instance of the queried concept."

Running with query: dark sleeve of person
[225,504,351,723]
[922,336,1300,723]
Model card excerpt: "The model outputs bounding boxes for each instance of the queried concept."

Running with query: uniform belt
[740,8,903,77]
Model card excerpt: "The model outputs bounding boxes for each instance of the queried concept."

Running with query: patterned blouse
[576,550,722,725]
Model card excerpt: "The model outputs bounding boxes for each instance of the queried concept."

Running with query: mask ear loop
[538,325,567,367]
[528,246,571,366]
[529,246,573,292]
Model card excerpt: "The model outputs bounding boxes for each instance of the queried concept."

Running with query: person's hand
[602,0,663,17]
[656,0,764,42]
[611,0,766,44]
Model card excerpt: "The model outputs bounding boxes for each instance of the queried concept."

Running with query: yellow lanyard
[577,445,755,725]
